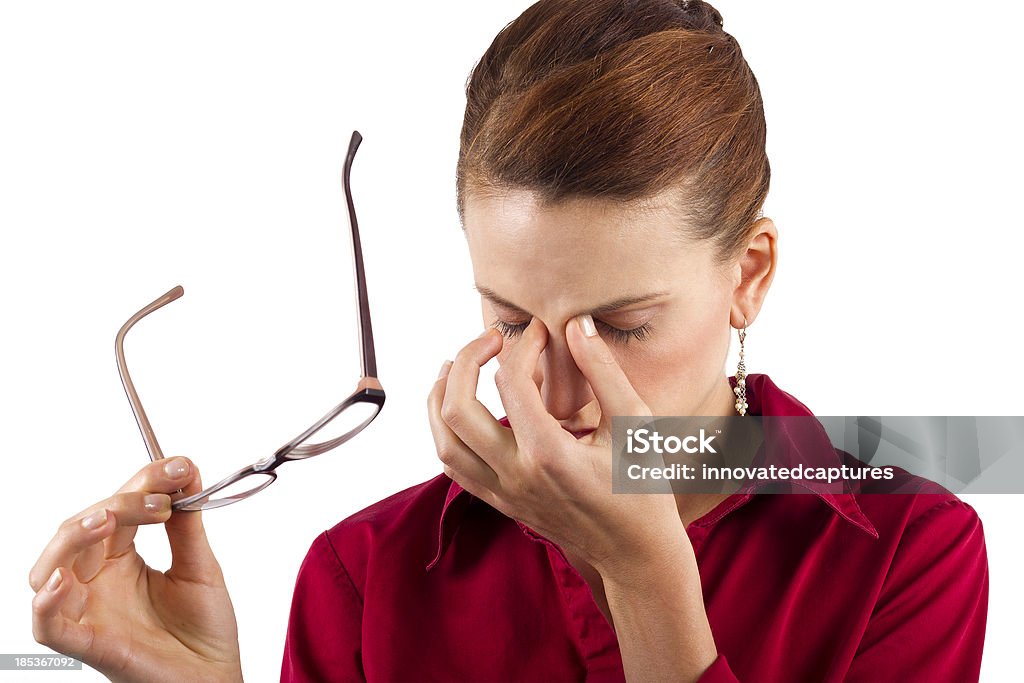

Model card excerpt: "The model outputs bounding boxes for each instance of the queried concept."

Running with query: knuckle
[493,367,513,392]
[143,459,168,481]
[436,445,456,467]
[57,513,80,534]
[439,400,461,428]
[532,449,554,475]
[30,593,46,615]
[531,450,560,481]
[56,517,82,544]
[28,567,45,593]
[103,492,134,517]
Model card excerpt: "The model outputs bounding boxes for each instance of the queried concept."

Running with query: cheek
[619,320,721,412]
[621,345,687,395]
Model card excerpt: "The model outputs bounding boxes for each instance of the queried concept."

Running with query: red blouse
[280,373,989,682]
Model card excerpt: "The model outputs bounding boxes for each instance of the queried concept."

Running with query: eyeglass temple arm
[115,134,375,466]
[344,130,378,382]
[115,285,184,462]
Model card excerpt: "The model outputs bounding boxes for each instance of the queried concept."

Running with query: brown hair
[456,0,769,266]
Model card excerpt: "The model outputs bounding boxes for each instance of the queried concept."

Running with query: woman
[29,1,988,681]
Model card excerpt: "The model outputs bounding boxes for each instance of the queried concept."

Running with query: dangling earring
[734,317,748,416]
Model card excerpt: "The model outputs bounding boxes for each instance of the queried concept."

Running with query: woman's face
[463,187,776,431]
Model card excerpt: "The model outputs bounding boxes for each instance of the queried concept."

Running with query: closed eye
[491,318,652,344]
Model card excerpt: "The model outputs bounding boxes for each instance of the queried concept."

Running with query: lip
[565,427,597,439]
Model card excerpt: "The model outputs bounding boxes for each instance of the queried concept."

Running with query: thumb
[165,466,222,582]
[566,314,653,432]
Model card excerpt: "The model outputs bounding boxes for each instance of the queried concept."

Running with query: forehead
[463,188,711,307]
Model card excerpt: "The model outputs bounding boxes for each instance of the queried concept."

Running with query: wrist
[593,525,696,585]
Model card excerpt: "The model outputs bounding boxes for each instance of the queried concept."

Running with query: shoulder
[326,471,452,538]
[835,457,989,682]
[754,372,985,534]
[297,472,453,592]
[839,449,986,552]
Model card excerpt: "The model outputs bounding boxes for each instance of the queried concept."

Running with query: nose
[537,328,594,421]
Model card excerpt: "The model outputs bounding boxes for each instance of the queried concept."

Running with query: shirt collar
[425,373,878,572]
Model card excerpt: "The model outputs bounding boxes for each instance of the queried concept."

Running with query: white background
[1,1,1021,681]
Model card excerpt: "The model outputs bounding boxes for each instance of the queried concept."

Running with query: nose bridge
[538,324,593,420]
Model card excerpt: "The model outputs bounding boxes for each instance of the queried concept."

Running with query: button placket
[514,519,624,677]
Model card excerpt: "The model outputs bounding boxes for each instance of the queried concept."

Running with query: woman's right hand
[29,457,243,683]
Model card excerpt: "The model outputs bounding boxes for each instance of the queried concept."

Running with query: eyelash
[491,318,653,344]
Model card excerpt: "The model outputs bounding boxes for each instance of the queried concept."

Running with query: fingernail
[577,314,597,337]
[81,509,108,530]
[45,568,63,592]
[478,328,495,340]
[437,360,453,379]
[164,458,190,479]
[144,494,169,512]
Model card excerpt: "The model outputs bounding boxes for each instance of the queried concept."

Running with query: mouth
[564,427,597,439]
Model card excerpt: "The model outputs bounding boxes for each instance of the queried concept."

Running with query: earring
[734,317,748,416]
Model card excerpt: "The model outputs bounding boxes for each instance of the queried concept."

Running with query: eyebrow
[474,283,670,318]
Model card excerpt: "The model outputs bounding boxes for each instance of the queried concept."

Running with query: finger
[104,491,178,559]
[60,569,90,623]
[493,317,573,454]
[440,328,515,460]
[31,567,96,660]
[109,456,219,580]
[162,466,224,583]
[29,458,197,592]
[107,457,195,558]
[30,507,119,593]
[115,455,196,496]
[427,359,502,495]
[35,491,173,590]
[566,314,652,433]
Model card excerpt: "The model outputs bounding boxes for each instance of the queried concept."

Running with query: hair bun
[673,0,725,33]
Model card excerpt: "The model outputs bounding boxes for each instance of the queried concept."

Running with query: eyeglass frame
[113,130,385,512]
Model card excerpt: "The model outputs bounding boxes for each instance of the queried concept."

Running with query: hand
[426,316,686,577]
[29,457,243,683]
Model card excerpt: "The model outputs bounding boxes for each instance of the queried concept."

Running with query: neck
[674,374,745,527]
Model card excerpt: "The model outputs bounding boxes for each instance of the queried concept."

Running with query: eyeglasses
[114,130,385,512]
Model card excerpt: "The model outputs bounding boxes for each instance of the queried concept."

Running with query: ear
[730,216,777,328]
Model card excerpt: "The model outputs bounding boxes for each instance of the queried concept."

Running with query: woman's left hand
[426,315,686,577]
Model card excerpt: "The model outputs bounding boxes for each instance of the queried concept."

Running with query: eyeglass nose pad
[255,453,278,471]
